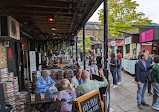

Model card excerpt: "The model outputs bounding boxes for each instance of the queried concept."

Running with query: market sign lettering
[125,36,132,45]
[82,97,99,112]
[111,41,116,46]
[73,91,104,112]
[108,41,124,47]
[116,41,124,46]
[8,48,13,59]
[139,29,154,43]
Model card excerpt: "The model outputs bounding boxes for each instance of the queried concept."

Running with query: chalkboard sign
[73,90,104,112]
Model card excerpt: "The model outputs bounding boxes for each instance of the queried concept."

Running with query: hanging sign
[73,90,104,112]
[139,29,154,43]
[131,43,136,50]
[29,51,36,81]
[108,41,111,47]
[125,36,132,45]
[8,48,13,60]
[116,41,124,46]
[111,41,116,46]
[108,41,124,47]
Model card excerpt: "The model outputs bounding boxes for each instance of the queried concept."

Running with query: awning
[0,0,103,40]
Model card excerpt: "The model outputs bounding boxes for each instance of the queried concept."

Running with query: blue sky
[89,0,159,24]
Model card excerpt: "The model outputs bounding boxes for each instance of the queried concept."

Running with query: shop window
[131,43,137,59]
[124,45,130,59]
[151,42,158,55]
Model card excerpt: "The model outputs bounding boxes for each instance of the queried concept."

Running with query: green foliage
[79,37,91,53]
[98,0,152,36]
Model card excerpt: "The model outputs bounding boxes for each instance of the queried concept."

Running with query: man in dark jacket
[136,53,150,109]
[143,49,153,95]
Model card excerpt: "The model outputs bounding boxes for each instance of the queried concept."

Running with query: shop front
[108,40,124,67]
[133,25,159,59]
[108,40,124,54]
[121,32,140,75]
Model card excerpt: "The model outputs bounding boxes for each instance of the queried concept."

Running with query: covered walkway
[110,71,157,112]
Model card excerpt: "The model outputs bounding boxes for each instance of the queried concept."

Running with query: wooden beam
[0,1,75,9]
[7,11,73,17]
[33,22,70,25]
[5,7,74,15]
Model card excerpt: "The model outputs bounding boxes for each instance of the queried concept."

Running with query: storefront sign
[108,41,124,47]
[139,29,154,43]
[131,43,136,50]
[111,41,116,46]
[73,91,104,112]
[125,36,132,45]
[29,51,36,81]
[116,41,124,46]
[8,48,13,60]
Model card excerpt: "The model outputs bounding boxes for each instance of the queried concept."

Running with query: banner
[139,29,154,43]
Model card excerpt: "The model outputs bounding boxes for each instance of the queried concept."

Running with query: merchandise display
[0,43,7,68]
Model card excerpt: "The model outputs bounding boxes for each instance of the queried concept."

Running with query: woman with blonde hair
[56,79,76,112]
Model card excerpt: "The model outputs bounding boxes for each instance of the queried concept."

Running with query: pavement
[109,71,158,112]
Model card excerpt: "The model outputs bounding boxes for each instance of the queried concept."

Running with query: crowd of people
[107,48,159,111]
[135,49,159,111]
[36,68,108,112]
[38,48,159,111]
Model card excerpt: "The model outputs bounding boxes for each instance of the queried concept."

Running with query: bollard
[103,94,107,112]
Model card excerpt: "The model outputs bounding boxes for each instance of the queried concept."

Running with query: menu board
[73,91,104,112]
[29,51,36,81]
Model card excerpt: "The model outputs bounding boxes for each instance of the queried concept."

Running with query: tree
[79,37,91,53]
[98,0,152,36]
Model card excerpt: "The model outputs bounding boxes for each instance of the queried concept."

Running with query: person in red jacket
[116,49,122,85]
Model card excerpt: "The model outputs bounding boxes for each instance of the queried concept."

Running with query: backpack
[117,59,121,68]
[151,67,159,83]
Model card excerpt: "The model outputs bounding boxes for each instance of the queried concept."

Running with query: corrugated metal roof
[118,30,139,34]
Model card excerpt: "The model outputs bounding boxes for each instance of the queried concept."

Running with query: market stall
[108,40,124,67]
[119,31,140,75]
[133,25,159,58]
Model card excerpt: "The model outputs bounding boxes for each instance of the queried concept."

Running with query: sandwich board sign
[73,90,104,112]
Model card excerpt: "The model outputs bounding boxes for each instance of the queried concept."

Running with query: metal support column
[104,0,110,112]
[104,0,108,79]
[83,26,86,70]
[76,36,78,61]
[72,46,73,56]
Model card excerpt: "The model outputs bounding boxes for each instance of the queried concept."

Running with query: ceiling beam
[69,0,81,32]
[0,1,76,9]
[7,11,73,17]
[5,7,74,15]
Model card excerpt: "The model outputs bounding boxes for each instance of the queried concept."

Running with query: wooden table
[25,92,54,111]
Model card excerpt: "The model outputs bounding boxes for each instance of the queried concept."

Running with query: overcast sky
[89,0,159,24]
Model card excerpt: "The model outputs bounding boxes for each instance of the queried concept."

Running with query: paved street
[109,71,158,112]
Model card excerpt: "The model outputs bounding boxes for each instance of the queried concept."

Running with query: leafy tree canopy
[98,0,152,36]
[79,37,91,53]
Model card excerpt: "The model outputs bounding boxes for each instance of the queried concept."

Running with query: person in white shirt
[71,68,83,88]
